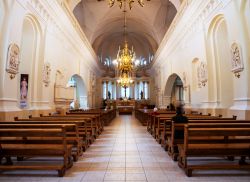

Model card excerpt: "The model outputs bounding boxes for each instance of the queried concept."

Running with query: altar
[116,100,135,115]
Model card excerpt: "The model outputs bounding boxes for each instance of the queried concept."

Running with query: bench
[13,119,89,152]
[160,117,238,150]
[0,127,72,177]
[0,123,82,162]
[168,122,250,161]
[177,126,250,176]
[39,115,100,139]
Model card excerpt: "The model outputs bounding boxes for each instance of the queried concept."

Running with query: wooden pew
[177,126,250,177]
[40,115,100,139]
[160,116,237,149]
[64,113,103,134]
[155,114,226,138]
[168,122,250,161]
[0,123,82,161]
[13,119,89,152]
[25,116,95,143]
[67,108,116,126]
[0,127,72,177]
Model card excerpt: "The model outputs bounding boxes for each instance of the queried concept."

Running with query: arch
[164,73,184,107]
[207,14,233,108]
[19,14,42,108]
[169,0,182,10]
[68,74,88,109]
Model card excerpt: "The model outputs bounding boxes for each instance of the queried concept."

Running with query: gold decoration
[98,0,150,10]
[117,73,134,88]
[117,42,135,74]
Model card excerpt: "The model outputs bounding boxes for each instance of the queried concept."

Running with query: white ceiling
[65,0,181,67]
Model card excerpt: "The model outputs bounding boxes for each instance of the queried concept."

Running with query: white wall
[0,0,101,120]
[152,0,250,118]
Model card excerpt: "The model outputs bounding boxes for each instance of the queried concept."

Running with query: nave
[1,115,249,182]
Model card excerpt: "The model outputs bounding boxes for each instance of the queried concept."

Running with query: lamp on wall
[98,0,150,10]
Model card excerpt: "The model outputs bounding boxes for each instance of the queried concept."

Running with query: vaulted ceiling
[65,0,182,70]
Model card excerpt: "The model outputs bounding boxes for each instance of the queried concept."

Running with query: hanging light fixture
[98,0,150,10]
[116,1,136,75]
[117,72,134,88]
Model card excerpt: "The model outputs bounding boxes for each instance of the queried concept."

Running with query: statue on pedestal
[140,91,143,100]
[108,91,111,100]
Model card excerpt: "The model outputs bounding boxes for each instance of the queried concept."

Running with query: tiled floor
[0,115,250,181]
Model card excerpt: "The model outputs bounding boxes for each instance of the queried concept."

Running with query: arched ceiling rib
[66,0,180,69]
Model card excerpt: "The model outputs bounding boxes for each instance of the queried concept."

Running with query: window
[103,82,106,99]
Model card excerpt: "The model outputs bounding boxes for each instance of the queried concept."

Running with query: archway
[67,74,88,109]
[164,73,184,109]
[207,15,233,108]
[19,15,41,108]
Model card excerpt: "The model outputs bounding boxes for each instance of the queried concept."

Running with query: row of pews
[0,109,116,177]
[135,109,250,177]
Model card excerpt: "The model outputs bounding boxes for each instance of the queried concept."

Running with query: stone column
[131,83,135,99]
[116,83,120,99]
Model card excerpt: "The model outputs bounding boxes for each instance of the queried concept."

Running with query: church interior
[0,0,250,181]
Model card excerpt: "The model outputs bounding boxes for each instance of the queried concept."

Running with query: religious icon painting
[20,74,29,108]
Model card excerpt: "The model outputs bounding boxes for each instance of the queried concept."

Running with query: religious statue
[108,91,111,100]
[140,90,144,100]
[20,77,28,100]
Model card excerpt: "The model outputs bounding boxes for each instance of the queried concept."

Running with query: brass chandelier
[117,72,134,88]
[98,0,150,10]
[117,41,135,74]
[116,1,135,88]
[116,1,135,74]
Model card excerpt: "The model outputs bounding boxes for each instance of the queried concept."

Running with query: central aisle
[66,115,249,182]
[2,115,248,181]
[78,115,176,182]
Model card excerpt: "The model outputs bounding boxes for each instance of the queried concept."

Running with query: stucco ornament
[183,72,188,90]
[197,62,208,87]
[6,43,20,79]
[231,43,243,78]
[43,62,51,87]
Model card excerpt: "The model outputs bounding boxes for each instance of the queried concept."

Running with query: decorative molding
[182,72,189,90]
[0,98,18,102]
[30,101,50,104]
[5,43,20,79]
[233,98,250,102]
[231,42,243,78]
[153,0,222,67]
[197,62,208,87]
[42,62,51,87]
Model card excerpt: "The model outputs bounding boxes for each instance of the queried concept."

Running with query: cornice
[152,0,223,69]
[24,0,101,74]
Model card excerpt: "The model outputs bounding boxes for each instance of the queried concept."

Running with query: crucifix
[124,85,128,98]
